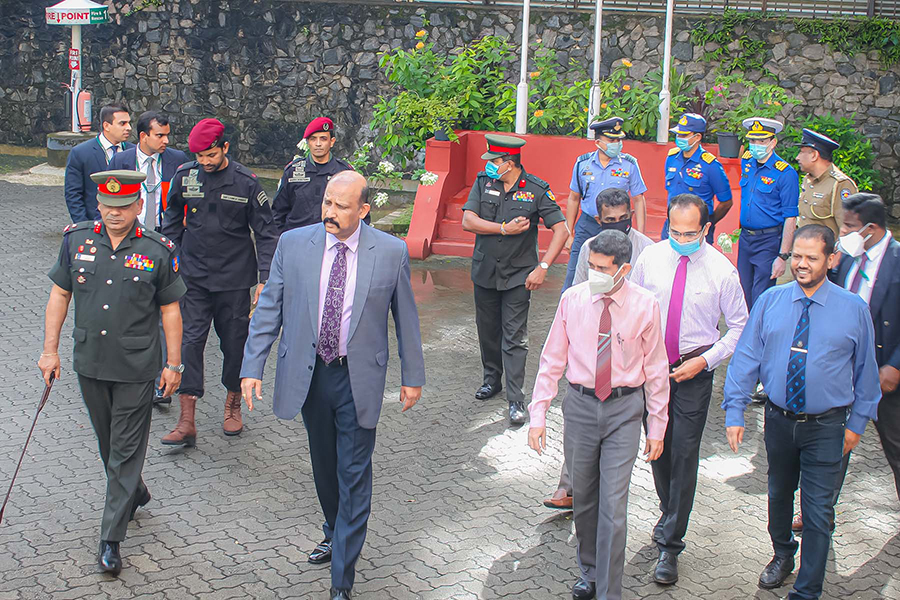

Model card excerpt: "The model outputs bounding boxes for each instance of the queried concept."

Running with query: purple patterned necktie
[317,242,348,364]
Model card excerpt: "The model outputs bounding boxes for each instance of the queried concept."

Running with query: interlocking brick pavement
[0,180,898,599]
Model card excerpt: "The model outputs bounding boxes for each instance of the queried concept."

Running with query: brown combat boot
[161,394,197,446]
[223,391,243,436]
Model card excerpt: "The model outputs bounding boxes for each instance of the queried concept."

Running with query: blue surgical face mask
[669,234,703,256]
[485,160,507,180]
[675,136,694,151]
[602,141,623,158]
[749,142,770,161]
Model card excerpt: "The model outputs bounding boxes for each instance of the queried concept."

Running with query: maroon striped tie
[595,298,613,401]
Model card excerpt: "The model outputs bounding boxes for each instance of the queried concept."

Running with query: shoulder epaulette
[742,151,752,160]
[620,153,638,165]
[175,160,198,173]
[831,166,852,182]
[701,151,716,164]
[335,157,355,171]
[283,156,304,171]
[667,147,680,157]
[576,151,594,163]
[62,221,93,235]
[233,163,258,179]
[524,172,550,189]
[142,228,177,251]
[775,161,789,171]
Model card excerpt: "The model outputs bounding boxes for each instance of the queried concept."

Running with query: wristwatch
[539,261,550,270]
[778,252,791,261]
[165,363,185,373]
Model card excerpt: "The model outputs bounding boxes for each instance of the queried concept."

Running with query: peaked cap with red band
[481,133,526,160]
[90,170,146,206]
[188,118,226,153]
[304,117,335,139]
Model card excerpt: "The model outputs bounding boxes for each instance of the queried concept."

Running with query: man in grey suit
[240,171,426,600]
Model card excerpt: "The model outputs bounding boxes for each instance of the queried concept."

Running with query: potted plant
[705,75,801,158]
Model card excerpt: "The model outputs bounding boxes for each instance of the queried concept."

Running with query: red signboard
[69,48,79,71]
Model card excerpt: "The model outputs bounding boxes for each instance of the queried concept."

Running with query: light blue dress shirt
[722,280,881,434]
[569,151,648,218]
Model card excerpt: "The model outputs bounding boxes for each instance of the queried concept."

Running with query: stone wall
[2,1,899,213]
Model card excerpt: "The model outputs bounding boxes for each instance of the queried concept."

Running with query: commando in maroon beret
[303,117,334,139]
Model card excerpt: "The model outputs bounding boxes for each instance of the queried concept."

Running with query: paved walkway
[0,180,897,599]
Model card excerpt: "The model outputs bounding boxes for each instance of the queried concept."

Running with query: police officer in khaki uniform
[161,118,279,446]
[796,128,858,237]
[462,134,568,425]
[39,170,186,575]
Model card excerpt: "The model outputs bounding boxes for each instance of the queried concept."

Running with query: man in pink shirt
[528,229,670,600]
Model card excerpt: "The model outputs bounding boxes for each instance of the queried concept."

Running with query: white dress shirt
[630,240,749,370]
[97,134,121,164]
[136,147,162,228]
[845,231,893,304]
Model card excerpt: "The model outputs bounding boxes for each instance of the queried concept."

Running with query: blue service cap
[670,113,707,135]
[589,116,626,138]
[799,128,840,155]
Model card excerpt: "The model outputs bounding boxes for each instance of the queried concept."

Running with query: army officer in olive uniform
[462,134,568,425]
[796,128,858,237]
[161,118,279,447]
[39,169,186,576]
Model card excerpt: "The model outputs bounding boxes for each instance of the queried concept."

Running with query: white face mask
[838,224,873,258]
[588,265,624,296]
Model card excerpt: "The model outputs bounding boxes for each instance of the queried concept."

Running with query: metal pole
[71,24,81,133]
[514,0,532,135]
[586,0,604,140]
[655,0,674,143]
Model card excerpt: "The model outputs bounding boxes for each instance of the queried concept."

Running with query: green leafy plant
[705,75,800,134]
[777,114,882,191]
[348,143,439,207]
[690,10,772,75]
[371,92,460,169]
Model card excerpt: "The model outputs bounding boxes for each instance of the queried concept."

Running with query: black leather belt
[316,355,348,368]
[742,225,782,236]
[570,384,640,400]
[670,344,715,370]
[767,401,847,423]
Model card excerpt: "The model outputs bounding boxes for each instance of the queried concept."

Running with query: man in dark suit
[109,111,189,232]
[64,103,131,223]
[833,193,899,502]
[110,111,189,407]
[240,171,426,600]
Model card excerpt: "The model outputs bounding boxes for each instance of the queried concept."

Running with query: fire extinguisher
[61,84,92,132]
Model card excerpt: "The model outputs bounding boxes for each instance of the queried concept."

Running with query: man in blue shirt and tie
[736,117,799,310]
[661,113,733,244]
[563,117,648,291]
[722,224,881,600]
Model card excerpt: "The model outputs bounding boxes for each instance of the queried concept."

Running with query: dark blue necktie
[785,298,813,413]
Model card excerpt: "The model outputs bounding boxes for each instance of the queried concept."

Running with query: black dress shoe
[508,401,527,425]
[330,588,351,600]
[98,540,122,575]
[308,539,332,564]
[130,486,152,521]
[572,577,596,600]
[475,383,501,400]
[758,554,794,589]
[653,550,678,585]
[153,388,172,406]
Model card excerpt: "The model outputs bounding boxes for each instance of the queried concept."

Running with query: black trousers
[178,284,250,398]
[650,369,714,555]
[301,357,377,591]
[473,283,531,405]
[77,376,153,542]
[875,389,900,502]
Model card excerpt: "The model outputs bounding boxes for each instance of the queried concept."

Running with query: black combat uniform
[272,155,357,232]
[161,159,279,399]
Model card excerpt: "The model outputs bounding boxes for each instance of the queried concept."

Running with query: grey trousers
[564,386,643,600]
[77,376,154,542]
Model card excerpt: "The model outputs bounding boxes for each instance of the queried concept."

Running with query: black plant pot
[717,132,741,158]
[434,128,451,142]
